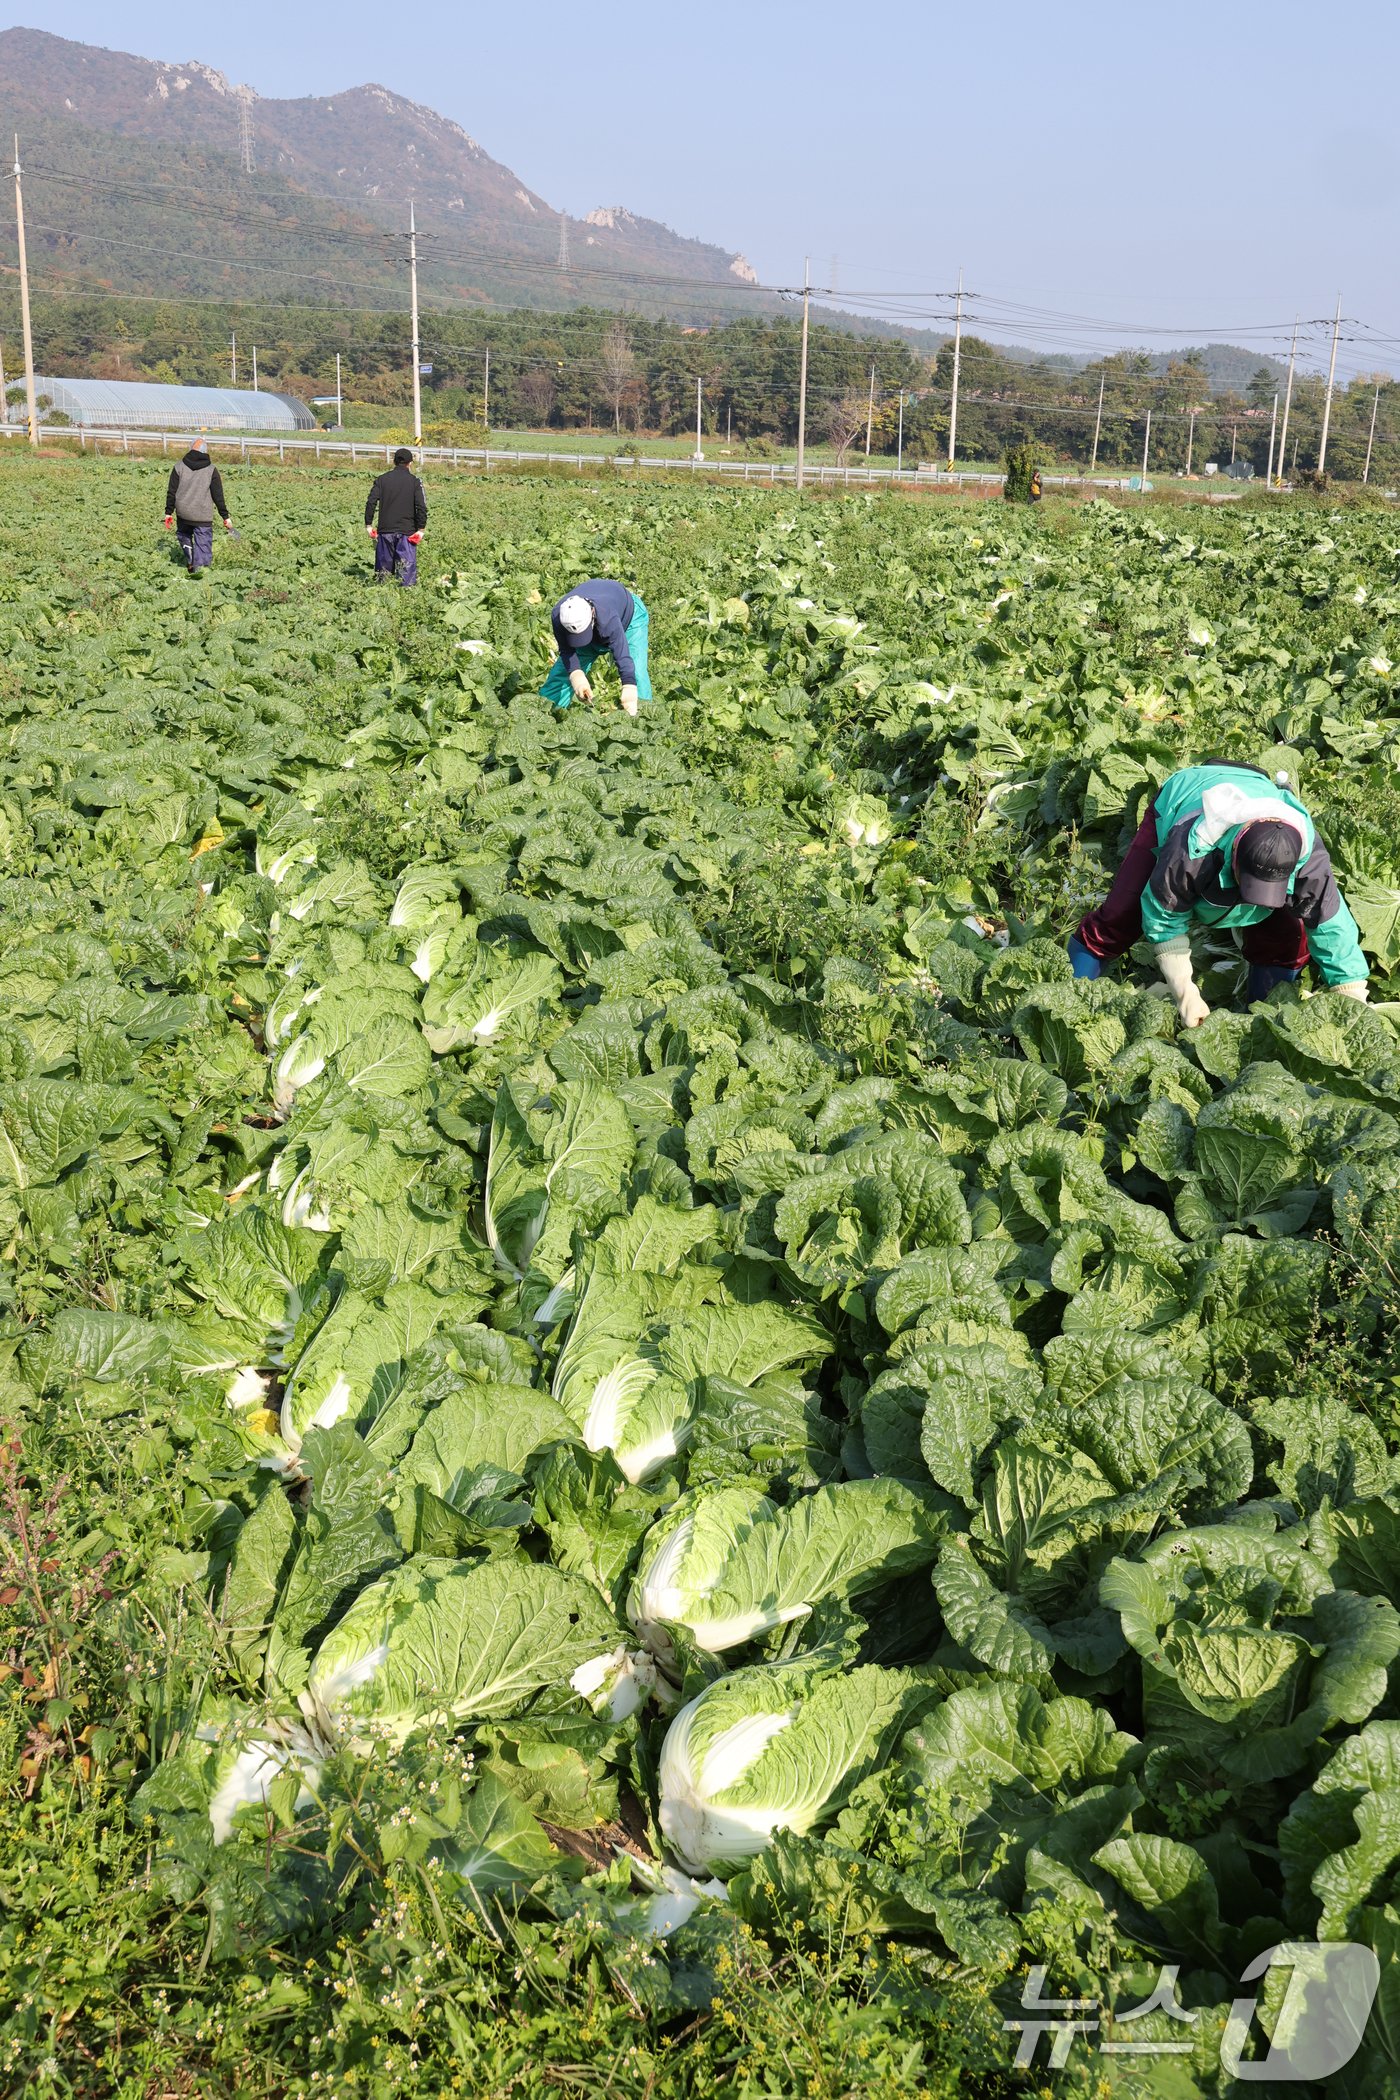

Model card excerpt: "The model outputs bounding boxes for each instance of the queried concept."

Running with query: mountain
[0,26,764,318]
[0,28,1303,387]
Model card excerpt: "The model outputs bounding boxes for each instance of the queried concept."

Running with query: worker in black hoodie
[364,448,428,586]
[163,438,232,573]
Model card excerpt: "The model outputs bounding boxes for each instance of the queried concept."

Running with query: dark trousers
[374,533,418,586]
[1075,808,1310,969]
[176,519,214,572]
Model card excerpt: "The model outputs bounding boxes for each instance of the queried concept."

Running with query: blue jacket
[551,578,637,686]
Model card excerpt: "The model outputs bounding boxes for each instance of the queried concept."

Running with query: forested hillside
[0,27,772,322]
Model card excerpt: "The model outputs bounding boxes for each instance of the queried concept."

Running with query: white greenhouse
[9,376,315,433]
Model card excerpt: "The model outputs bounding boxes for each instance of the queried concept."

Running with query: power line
[27,162,1400,390]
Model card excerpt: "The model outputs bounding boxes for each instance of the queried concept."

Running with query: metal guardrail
[1,421,1155,492]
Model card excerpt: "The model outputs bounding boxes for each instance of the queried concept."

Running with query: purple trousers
[374,533,418,586]
[177,520,214,572]
[1076,808,1310,969]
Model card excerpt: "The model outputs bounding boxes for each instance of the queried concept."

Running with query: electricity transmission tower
[557,213,570,269]
[236,87,256,175]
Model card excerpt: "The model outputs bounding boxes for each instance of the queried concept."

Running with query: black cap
[393,447,413,465]
[1235,820,1298,909]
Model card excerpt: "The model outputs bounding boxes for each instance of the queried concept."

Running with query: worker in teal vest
[1069,761,1369,1025]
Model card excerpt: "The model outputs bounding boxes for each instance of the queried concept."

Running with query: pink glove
[408,532,423,545]
[367,526,378,539]
[163,515,173,529]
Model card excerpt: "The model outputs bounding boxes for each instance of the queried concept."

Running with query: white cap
[558,594,593,635]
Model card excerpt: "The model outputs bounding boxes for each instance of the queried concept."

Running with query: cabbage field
[7,454,1400,2096]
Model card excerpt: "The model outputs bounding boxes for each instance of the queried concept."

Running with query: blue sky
[15,0,1400,376]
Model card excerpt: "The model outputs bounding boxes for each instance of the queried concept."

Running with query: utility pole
[864,362,875,456]
[483,347,490,430]
[335,350,342,430]
[1317,292,1342,475]
[726,402,732,446]
[795,255,811,493]
[694,373,703,461]
[1090,368,1105,473]
[1229,421,1237,466]
[408,201,422,445]
[231,331,237,386]
[1186,411,1196,476]
[947,264,964,468]
[1276,317,1298,487]
[896,390,905,478]
[12,138,37,448]
[1141,408,1151,484]
[1364,382,1381,485]
[1265,392,1279,485]
[237,87,255,175]
[252,344,259,392]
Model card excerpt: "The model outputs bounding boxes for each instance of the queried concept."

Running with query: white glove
[1335,980,1370,1003]
[1157,949,1210,1028]
[568,669,592,701]
[619,684,639,716]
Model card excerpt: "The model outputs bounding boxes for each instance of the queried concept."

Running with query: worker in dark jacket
[541,577,651,715]
[365,449,427,585]
[1069,761,1369,1024]
[163,439,232,573]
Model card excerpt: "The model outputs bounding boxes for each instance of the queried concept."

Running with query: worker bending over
[365,449,427,585]
[542,577,651,716]
[1069,761,1369,1025]
[163,438,233,573]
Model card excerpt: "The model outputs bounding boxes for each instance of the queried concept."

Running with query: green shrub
[1003,440,1039,502]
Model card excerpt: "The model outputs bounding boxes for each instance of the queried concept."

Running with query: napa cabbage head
[554,1286,832,1488]
[301,1554,622,1746]
[554,1313,691,1485]
[839,794,892,850]
[255,814,318,886]
[420,950,561,1054]
[630,1478,943,1657]
[279,1283,446,1455]
[658,1658,914,1877]
[389,864,463,933]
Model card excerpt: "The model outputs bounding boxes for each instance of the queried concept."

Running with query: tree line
[4,290,1395,477]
